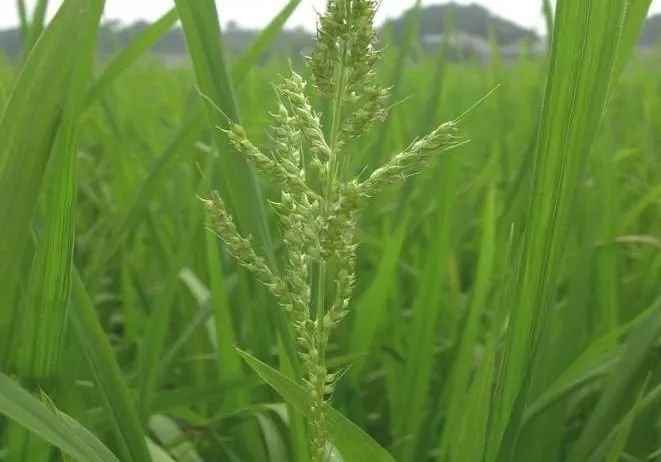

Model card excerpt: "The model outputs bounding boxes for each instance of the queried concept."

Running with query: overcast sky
[1,1,661,32]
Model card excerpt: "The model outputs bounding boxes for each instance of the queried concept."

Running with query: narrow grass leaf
[0,372,119,462]
[89,0,306,272]
[230,0,302,81]
[24,0,49,50]
[0,0,104,367]
[438,183,496,460]
[16,0,29,42]
[7,3,103,459]
[450,339,495,462]
[569,304,661,462]
[349,220,408,379]
[173,1,302,412]
[488,2,649,459]
[83,8,179,109]
[524,301,658,423]
[613,0,653,78]
[70,269,151,462]
[14,0,103,386]
[600,384,648,462]
[396,155,459,461]
[237,348,396,462]
[255,412,289,462]
[173,0,273,257]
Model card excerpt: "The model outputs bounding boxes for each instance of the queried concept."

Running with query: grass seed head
[205,1,465,459]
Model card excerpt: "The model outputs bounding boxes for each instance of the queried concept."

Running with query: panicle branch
[223,123,310,197]
[203,192,282,294]
[269,99,303,171]
[277,72,332,179]
[359,121,462,197]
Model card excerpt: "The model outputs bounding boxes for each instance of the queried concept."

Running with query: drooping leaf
[0,372,119,462]
[237,348,396,462]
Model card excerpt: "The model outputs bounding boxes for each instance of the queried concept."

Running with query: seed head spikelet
[269,98,303,169]
[310,0,390,149]
[359,121,462,197]
[203,192,282,293]
[223,123,310,196]
[277,72,331,167]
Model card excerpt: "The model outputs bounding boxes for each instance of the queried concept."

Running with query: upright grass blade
[230,0,303,82]
[437,183,496,461]
[24,0,50,50]
[487,1,651,460]
[205,232,244,397]
[522,300,658,423]
[600,384,648,462]
[613,0,654,78]
[135,220,197,420]
[83,0,304,278]
[371,0,422,168]
[83,8,179,109]
[395,155,459,461]
[0,0,104,368]
[13,0,103,388]
[172,7,302,443]
[542,0,554,43]
[173,0,273,258]
[9,0,102,380]
[70,269,151,462]
[16,0,29,42]
[349,219,408,380]
[0,373,119,462]
[7,2,104,459]
[15,92,77,390]
[593,147,620,332]
[569,305,661,462]
[237,348,396,462]
[255,412,289,462]
[450,338,495,462]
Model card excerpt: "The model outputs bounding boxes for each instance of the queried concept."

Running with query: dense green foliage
[0,1,659,461]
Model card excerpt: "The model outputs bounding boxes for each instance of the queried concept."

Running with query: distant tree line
[1,4,659,61]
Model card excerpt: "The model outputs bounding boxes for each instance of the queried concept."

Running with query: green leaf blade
[237,348,396,462]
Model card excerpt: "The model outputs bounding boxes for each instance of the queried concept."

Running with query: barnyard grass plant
[204,0,462,459]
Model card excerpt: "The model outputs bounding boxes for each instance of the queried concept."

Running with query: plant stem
[308,4,351,458]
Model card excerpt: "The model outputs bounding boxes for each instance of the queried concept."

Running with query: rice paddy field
[0,1,660,461]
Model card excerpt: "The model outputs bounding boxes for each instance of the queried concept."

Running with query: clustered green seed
[205,1,463,460]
